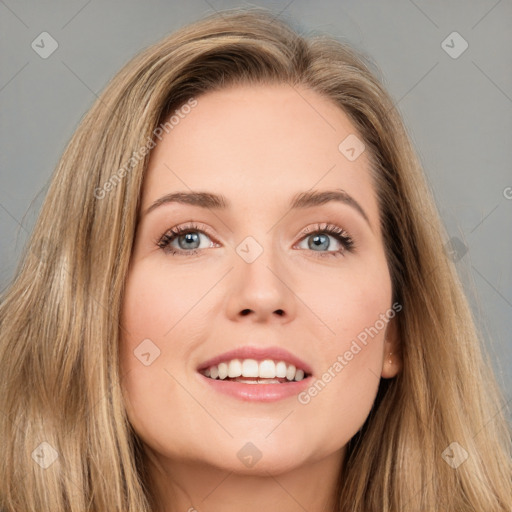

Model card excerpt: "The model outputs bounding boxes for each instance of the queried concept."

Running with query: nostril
[239,309,284,316]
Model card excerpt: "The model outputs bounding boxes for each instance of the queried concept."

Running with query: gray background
[1,1,511,421]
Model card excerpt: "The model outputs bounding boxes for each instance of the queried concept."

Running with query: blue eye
[296,223,355,258]
[169,231,201,250]
[157,222,215,255]
[157,222,356,258]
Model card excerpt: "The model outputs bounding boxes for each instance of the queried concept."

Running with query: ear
[381,316,402,379]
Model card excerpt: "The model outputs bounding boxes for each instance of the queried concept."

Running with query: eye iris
[309,233,330,251]
[179,232,200,250]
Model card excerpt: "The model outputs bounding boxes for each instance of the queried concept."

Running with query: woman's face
[119,84,400,476]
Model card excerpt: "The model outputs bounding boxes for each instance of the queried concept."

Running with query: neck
[145,447,345,512]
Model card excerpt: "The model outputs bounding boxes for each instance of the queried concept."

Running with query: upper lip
[197,345,313,376]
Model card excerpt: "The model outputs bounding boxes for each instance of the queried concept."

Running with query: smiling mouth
[198,358,310,383]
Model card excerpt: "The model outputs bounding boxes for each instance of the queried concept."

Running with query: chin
[195,435,318,475]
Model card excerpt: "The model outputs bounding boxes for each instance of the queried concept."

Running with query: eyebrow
[143,188,371,228]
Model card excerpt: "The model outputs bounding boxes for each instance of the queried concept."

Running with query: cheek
[121,262,172,334]
[120,259,209,346]
[308,257,392,346]
[297,260,391,430]
[118,259,204,393]
[118,262,206,455]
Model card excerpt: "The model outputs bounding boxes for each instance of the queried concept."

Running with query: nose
[225,241,297,324]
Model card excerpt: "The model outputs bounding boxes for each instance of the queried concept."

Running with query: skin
[119,84,401,512]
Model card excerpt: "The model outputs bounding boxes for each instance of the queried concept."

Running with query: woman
[0,7,510,512]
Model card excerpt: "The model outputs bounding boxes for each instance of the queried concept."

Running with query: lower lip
[198,373,312,402]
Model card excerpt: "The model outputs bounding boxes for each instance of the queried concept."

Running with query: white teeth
[201,358,307,382]
[218,362,228,380]
[227,359,242,378]
[259,360,276,378]
[242,359,259,377]
[275,361,287,378]
[286,364,296,381]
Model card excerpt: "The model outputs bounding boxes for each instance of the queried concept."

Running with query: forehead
[142,84,379,228]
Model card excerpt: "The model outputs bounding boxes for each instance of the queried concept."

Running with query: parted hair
[0,7,510,511]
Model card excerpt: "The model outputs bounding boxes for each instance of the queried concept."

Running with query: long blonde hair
[0,7,510,511]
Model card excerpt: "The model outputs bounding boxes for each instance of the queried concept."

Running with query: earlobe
[381,318,402,379]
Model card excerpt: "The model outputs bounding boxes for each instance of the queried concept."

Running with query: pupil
[309,233,329,251]
[180,232,200,249]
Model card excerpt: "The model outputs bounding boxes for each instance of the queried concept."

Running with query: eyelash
[156,222,356,258]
